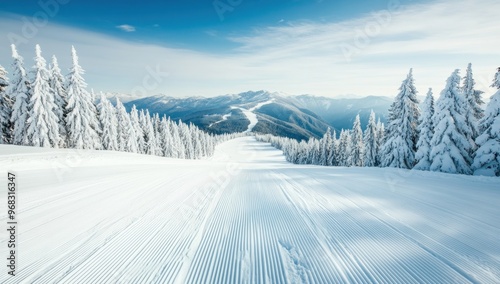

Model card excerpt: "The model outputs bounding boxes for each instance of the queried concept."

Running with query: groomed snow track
[1,137,499,283]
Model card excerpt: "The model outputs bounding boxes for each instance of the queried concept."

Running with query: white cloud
[0,0,499,99]
[116,24,135,32]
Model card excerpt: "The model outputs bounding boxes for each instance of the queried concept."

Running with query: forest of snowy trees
[0,44,236,159]
[257,67,500,177]
[0,44,498,176]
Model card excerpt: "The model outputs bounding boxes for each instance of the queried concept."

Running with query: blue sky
[0,0,397,51]
[0,0,499,98]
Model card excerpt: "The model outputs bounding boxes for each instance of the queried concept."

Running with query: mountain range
[120,91,392,140]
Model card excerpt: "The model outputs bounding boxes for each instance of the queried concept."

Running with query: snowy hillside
[1,137,499,283]
[122,91,390,139]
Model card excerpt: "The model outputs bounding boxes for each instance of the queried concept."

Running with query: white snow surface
[209,113,232,128]
[1,137,500,283]
[234,99,274,132]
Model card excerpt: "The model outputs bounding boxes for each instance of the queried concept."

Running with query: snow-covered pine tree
[25,44,60,148]
[143,110,158,155]
[160,116,174,157]
[319,128,333,166]
[381,68,420,168]
[328,130,337,166]
[180,120,194,159]
[414,88,435,171]
[478,69,500,133]
[115,98,137,153]
[49,55,67,147]
[472,68,500,176]
[351,114,364,167]
[430,69,473,175]
[191,124,202,159]
[9,44,31,146]
[97,93,118,151]
[337,130,351,166]
[129,105,145,154]
[462,63,484,142]
[65,46,101,149]
[0,65,12,144]
[363,110,378,167]
[376,119,385,166]
[171,119,185,159]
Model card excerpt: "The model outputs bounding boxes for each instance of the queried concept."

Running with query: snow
[233,99,274,132]
[1,137,500,283]
[209,112,232,128]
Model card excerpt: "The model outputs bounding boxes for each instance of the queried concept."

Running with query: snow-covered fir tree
[25,44,60,148]
[430,69,473,175]
[328,130,337,166]
[337,129,352,166]
[351,114,364,167]
[130,105,145,154]
[363,111,378,167]
[414,88,435,171]
[9,44,31,146]
[170,119,184,159]
[180,120,194,159]
[116,98,138,153]
[381,68,420,168]
[65,46,101,149]
[49,55,67,147]
[319,128,333,166]
[0,64,12,144]
[462,63,484,142]
[143,110,158,156]
[160,116,174,157]
[376,118,385,166]
[97,93,118,151]
[472,68,500,176]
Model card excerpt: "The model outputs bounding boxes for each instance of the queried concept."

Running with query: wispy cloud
[116,24,136,32]
[0,0,498,99]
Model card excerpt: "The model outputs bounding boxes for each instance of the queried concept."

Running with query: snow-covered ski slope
[1,137,499,283]
[233,99,274,132]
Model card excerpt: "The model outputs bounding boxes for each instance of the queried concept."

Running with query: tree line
[0,44,237,159]
[257,66,500,176]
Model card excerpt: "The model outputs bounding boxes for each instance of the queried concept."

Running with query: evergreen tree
[65,46,101,149]
[319,128,333,166]
[129,105,145,154]
[49,55,67,147]
[381,68,420,168]
[363,111,378,167]
[472,68,500,176]
[97,93,118,151]
[116,98,137,153]
[328,130,337,166]
[170,120,184,159]
[337,130,351,166]
[430,69,473,174]
[143,110,158,155]
[414,88,435,170]
[180,120,194,159]
[0,65,12,144]
[479,69,500,133]
[376,119,385,166]
[9,44,31,146]
[351,114,364,166]
[161,116,174,157]
[462,63,484,142]
[25,44,60,148]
